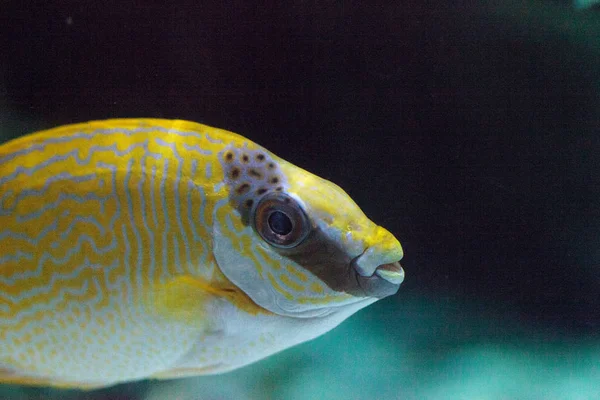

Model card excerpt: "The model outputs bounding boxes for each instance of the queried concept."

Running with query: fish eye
[252,192,310,248]
[268,211,293,235]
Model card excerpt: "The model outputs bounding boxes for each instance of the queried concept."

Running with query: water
[0,1,599,399]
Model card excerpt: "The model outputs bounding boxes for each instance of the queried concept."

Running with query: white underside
[0,292,376,387]
[169,295,378,377]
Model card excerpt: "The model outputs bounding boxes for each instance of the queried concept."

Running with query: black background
[1,0,599,341]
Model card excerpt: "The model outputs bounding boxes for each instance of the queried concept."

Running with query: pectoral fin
[145,275,268,327]
[145,275,216,325]
[145,274,268,325]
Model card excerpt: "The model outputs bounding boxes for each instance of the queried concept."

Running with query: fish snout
[351,250,405,298]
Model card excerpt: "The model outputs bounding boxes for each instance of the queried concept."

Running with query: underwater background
[0,0,599,399]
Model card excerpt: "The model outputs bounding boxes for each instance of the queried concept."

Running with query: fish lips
[353,261,405,298]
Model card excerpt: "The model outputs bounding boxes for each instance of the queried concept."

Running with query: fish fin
[145,275,214,324]
[146,274,268,324]
[150,364,225,380]
[0,366,107,390]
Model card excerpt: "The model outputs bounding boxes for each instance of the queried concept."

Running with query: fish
[0,119,404,388]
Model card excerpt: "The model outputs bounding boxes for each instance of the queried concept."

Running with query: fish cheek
[279,229,362,297]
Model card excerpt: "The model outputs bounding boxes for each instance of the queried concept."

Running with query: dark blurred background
[0,1,599,399]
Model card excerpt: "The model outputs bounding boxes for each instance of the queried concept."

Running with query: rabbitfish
[0,119,404,388]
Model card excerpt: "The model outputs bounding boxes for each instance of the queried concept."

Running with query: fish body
[0,119,404,388]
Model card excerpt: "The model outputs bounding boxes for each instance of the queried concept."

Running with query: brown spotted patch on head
[248,169,263,179]
[230,167,241,180]
[219,145,289,225]
[236,182,251,195]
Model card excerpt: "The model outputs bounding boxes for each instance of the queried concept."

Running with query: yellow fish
[0,119,404,388]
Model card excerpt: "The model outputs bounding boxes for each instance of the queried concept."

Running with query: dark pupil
[268,211,293,235]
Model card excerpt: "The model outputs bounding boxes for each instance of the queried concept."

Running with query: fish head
[213,143,404,318]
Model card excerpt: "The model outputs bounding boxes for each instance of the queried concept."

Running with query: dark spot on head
[270,176,279,184]
[284,197,291,203]
[248,169,263,179]
[257,187,268,195]
[225,152,234,162]
[230,168,240,179]
[275,186,283,191]
[245,199,254,208]
[256,154,265,161]
[242,154,249,163]
[236,183,251,195]
[267,162,275,169]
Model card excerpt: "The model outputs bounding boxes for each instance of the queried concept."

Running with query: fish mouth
[351,255,405,298]
[373,261,405,285]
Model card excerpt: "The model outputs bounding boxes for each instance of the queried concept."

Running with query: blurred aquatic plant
[0,81,44,144]
[574,0,600,9]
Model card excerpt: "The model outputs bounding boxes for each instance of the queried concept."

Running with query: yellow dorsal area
[0,118,266,387]
[0,119,250,157]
